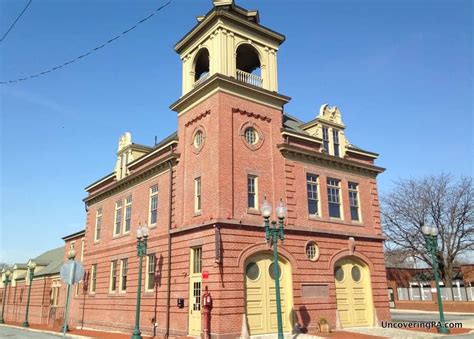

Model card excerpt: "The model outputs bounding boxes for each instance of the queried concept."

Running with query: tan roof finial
[213,0,234,7]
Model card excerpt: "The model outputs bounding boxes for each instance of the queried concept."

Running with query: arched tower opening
[194,48,210,85]
[236,44,262,87]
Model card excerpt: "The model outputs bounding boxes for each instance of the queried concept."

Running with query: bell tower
[170,1,290,228]
[175,0,285,96]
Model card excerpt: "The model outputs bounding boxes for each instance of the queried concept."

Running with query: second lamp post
[22,261,36,327]
[421,224,450,334]
[132,223,148,339]
[0,270,12,324]
[260,198,287,339]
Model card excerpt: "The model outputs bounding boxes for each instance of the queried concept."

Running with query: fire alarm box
[203,294,212,307]
[177,298,184,308]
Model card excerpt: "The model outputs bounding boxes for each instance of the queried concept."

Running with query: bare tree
[382,174,474,286]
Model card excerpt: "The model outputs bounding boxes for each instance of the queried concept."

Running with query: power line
[0,0,33,43]
[1,0,171,85]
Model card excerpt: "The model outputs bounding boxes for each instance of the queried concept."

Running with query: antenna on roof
[155,136,158,145]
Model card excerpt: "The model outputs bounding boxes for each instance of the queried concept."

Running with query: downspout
[165,156,174,338]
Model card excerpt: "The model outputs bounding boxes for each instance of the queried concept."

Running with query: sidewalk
[1,322,472,339]
[345,326,473,338]
[0,322,154,338]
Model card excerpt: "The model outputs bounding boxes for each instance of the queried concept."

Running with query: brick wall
[68,88,389,337]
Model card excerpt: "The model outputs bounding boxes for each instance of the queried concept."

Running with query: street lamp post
[62,248,76,334]
[132,223,148,339]
[421,224,450,334]
[0,270,12,324]
[22,261,36,327]
[260,198,286,339]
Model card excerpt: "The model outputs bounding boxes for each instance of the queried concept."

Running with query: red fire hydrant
[202,286,212,339]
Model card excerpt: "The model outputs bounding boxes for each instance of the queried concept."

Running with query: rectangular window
[90,264,97,293]
[149,185,158,225]
[120,259,128,292]
[146,254,155,291]
[124,195,132,233]
[306,174,319,216]
[332,129,340,157]
[110,260,118,292]
[348,182,360,221]
[327,178,341,218]
[51,281,60,306]
[322,127,329,153]
[94,208,102,241]
[247,175,258,209]
[194,177,202,213]
[114,200,122,236]
[192,247,202,274]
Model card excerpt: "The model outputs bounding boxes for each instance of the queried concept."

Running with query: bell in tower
[174,0,285,96]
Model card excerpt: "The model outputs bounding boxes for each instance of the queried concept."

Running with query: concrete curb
[0,324,92,338]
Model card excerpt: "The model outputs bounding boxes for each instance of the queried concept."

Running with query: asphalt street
[0,326,59,338]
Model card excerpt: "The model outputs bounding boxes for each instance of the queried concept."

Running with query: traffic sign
[60,260,84,285]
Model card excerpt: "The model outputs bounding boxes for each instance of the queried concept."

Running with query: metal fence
[397,284,474,301]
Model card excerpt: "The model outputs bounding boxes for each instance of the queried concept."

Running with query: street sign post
[60,260,84,337]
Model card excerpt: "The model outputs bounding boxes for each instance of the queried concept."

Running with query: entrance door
[189,247,202,336]
[245,253,291,335]
[334,258,373,327]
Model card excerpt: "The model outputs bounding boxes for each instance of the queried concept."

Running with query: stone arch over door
[237,243,299,271]
[244,251,294,336]
[333,256,375,328]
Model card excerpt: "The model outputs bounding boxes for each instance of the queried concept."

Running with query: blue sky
[0,0,472,263]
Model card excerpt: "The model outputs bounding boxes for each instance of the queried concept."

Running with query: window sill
[193,212,202,217]
[329,217,344,222]
[107,292,125,297]
[112,232,131,240]
[149,223,157,229]
[247,208,260,215]
[308,214,322,220]
[350,220,363,226]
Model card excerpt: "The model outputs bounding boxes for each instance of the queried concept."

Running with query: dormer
[175,0,285,96]
[301,104,349,157]
[114,132,151,180]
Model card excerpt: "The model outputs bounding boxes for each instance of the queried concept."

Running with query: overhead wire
[0,0,33,43]
[0,0,171,85]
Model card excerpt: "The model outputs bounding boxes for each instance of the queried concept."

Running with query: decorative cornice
[185,110,211,127]
[278,143,385,176]
[170,73,290,114]
[84,154,179,206]
[232,107,271,122]
[169,218,385,242]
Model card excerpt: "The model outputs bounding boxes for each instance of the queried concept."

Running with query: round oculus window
[305,241,319,261]
[334,266,344,282]
[268,262,282,280]
[351,265,361,282]
[244,127,258,145]
[246,262,259,281]
[193,130,204,149]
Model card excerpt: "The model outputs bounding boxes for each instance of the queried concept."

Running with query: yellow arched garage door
[334,258,374,327]
[245,253,293,335]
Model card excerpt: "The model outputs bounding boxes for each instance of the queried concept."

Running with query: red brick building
[0,231,85,328]
[1,1,390,337]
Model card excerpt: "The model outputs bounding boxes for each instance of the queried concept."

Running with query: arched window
[194,48,210,84]
[236,44,262,87]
